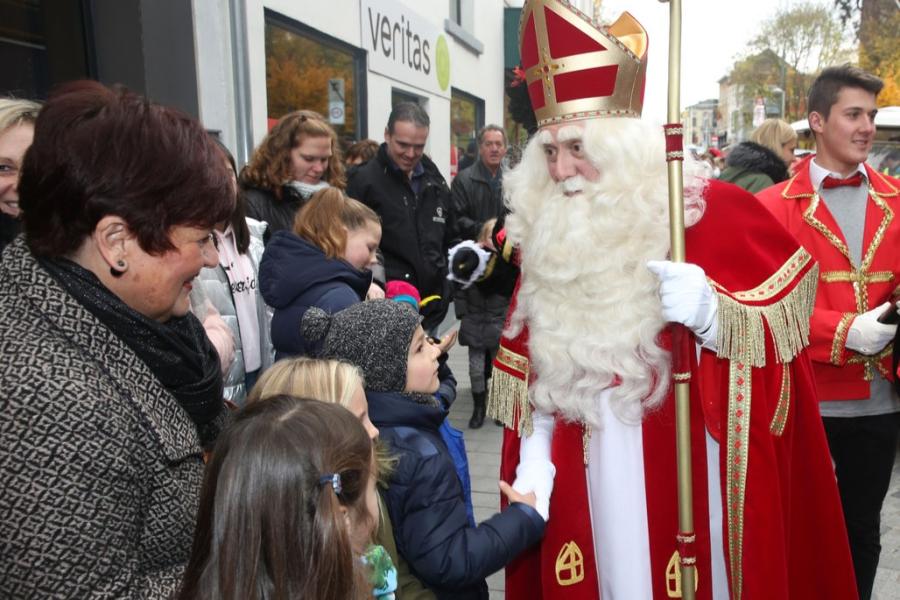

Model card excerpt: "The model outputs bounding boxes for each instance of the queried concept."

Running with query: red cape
[490,180,857,600]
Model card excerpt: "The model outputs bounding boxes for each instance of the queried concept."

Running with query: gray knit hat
[301,300,421,393]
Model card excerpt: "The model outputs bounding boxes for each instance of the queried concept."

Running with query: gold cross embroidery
[529,49,564,97]
[819,269,894,313]
[847,346,892,381]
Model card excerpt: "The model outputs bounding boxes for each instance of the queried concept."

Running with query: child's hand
[499,481,537,511]
[435,329,458,354]
[367,282,385,300]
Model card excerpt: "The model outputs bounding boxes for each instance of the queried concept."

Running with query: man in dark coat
[451,124,515,428]
[346,102,454,333]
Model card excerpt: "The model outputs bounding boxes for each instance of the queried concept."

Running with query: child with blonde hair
[247,356,378,440]
[259,188,382,359]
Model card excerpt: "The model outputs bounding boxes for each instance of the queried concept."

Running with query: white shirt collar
[809,158,867,192]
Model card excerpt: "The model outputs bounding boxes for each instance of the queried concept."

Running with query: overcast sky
[590,0,794,122]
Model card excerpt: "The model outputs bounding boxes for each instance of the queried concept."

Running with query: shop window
[391,88,427,110]
[0,0,92,99]
[264,12,366,143]
[451,88,484,165]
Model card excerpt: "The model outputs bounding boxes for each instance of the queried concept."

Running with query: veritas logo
[367,8,431,74]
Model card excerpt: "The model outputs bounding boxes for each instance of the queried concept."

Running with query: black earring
[110,260,126,278]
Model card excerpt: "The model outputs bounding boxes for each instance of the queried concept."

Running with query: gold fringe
[716,264,818,367]
[487,370,533,437]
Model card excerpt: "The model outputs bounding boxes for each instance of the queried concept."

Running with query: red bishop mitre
[520,0,649,126]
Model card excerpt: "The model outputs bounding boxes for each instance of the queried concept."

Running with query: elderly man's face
[540,123,600,193]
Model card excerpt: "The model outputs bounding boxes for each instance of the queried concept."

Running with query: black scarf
[39,257,224,447]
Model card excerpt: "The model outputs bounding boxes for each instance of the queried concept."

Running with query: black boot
[469,391,486,429]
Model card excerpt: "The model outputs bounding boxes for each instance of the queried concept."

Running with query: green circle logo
[435,35,450,91]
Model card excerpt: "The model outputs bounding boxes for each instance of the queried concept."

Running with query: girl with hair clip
[259,187,382,359]
[178,396,390,600]
[240,110,346,236]
[246,356,437,599]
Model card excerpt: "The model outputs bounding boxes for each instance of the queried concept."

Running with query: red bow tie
[822,173,865,189]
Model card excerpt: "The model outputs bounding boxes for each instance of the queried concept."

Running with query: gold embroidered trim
[715,263,818,367]
[803,193,851,261]
[673,372,691,382]
[831,313,855,366]
[726,359,751,600]
[805,188,893,313]
[726,247,813,302]
[582,424,592,466]
[870,169,900,197]
[486,345,532,436]
[770,365,791,436]
[859,190,894,277]
[820,270,893,310]
[780,173,816,200]
[847,345,893,381]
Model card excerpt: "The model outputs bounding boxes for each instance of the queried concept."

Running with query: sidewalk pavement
[443,340,900,599]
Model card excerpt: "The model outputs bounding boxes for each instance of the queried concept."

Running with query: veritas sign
[360,0,451,98]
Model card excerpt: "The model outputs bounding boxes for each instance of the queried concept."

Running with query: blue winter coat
[259,231,371,359]
[368,390,545,599]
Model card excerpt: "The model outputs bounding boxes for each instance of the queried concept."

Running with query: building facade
[2,0,509,181]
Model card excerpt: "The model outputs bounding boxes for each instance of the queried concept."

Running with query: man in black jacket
[347,102,453,333]
[451,125,514,428]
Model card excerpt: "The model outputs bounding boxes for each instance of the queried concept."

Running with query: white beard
[503,118,707,428]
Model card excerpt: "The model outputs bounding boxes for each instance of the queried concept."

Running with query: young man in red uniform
[757,65,900,600]
[488,1,857,598]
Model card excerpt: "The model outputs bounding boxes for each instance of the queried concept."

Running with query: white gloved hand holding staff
[647,260,718,350]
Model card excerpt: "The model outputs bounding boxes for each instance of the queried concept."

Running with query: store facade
[2,0,506,181]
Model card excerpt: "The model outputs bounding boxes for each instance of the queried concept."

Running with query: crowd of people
[1,1,899,598]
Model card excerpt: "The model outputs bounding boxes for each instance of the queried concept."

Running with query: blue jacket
[259,231,371,358]
[368,389,545,599]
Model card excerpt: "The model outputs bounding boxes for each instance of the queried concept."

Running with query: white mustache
[560,176,586,194]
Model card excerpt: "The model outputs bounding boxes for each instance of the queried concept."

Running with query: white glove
[846,302,897,355]
[647,260,718,349]
[512,410,556,521]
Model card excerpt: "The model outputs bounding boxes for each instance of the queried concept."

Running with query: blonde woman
[0,98,41,253]
[246,356,437,600]
[719,118,798,193]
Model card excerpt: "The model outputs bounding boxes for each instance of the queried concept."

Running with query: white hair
[503,117,707,427]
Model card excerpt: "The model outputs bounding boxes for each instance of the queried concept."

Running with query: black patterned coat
[0,239,210,598]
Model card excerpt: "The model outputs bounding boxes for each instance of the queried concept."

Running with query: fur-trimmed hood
[725,141,790,184]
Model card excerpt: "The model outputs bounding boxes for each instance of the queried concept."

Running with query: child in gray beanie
[302,300,545,599]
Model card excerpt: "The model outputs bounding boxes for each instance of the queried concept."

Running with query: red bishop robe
[757,159,900,399]
[488,180,857,600]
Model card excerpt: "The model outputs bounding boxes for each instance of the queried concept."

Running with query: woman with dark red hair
[0,81,234,597]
